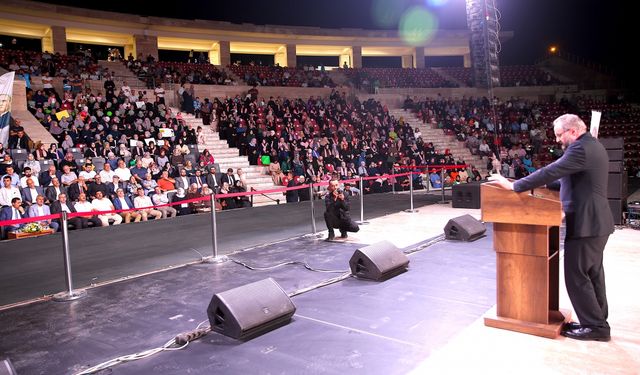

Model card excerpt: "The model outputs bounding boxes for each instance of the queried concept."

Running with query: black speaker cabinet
[607,171,628,199]
[608,199,625,226]
[349,240,409,281]
[444,214,487,241]
[452,181,481,209]
[207,278,296,340]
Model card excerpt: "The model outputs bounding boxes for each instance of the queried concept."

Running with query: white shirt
[117,197,130,209]
[74,201,95,213]
[79,170,97,180]
[91,198,114,213]
[100,169,116,182]
[59,202,71,213]
[0,187,21,206]
[20,176,40,188]
[27,188,39,203]
[134,195,153,209]
[152,193,169,205]
[114,168,132,181]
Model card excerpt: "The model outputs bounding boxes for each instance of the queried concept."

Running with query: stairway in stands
[97,60,146,89]
[387,108,488,177]
[176,111,282,206]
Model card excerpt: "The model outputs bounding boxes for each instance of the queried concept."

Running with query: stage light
[549,45,558,54]
[399,6,439,46]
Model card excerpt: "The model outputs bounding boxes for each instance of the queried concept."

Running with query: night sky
[35,0,634,79]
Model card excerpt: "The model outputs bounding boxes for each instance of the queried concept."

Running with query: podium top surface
[481,183,562,226]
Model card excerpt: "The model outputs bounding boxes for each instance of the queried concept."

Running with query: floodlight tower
[466,0,501,90]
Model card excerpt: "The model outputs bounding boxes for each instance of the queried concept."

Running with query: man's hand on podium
[487,173,514,191]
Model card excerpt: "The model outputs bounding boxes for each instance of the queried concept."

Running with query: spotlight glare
[399,6,439,46]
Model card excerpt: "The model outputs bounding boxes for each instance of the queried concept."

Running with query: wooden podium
[481,183,571,338]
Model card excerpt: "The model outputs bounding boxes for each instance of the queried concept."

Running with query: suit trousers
[564,235,610,329]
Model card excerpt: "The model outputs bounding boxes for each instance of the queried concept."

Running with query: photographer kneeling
[324,178,359,241]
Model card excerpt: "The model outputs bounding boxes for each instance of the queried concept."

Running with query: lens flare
[426,0,449,7]
[399,7,439,46]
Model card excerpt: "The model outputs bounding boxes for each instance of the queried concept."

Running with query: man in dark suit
[0,197,25,234]
[206,166,222,193]
[39,164,62,187]
[45,177,67,203]
[490,114,614,342]
[50,193,86,229]
[20,178,45,206]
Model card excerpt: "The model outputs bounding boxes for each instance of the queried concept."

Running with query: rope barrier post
[309,183,317,235]
[391,166,396,194]
[404,171,418,213]
[204,193,228,263]
[53,211,87,302]
[356,176,369,225]
[438,167,448,205]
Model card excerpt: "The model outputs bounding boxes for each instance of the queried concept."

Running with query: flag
[0,71,15,147]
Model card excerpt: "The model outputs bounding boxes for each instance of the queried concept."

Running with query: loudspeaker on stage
[349,240,409,281]
[207,278,296,340]
[444,214,486,242]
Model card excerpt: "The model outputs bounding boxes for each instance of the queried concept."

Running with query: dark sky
[39,0,633,77]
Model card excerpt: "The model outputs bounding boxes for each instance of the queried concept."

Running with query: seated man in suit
[21,178,45,207]
[112,188,142,223]
[27,195,59,232]
[206,166,222,194]
[50,193,87,230]
[45,177,67,204]
[39,164,62,187]
[1,197,26,233]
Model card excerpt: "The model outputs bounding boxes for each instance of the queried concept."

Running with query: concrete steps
[176,110,282,206]
[389,109,488,177]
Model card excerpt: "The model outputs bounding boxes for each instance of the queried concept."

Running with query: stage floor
[1,195,639,374]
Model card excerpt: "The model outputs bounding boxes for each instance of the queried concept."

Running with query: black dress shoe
[340,233,348,239]
[561,327,610,342]
[561,322,582,332]
[325,235,335,242]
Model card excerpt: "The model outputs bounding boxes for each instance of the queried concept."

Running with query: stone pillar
[275,44,296,67]
[414,47,425,68]
[42,26,67,54]
[351,46,362,68]
[286,44,296,67]
[219,41,231,67]
[133,34,158,61]
[401,55,413,68]
[463,53,472,68]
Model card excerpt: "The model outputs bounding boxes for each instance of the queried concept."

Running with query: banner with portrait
[0,71,15,147]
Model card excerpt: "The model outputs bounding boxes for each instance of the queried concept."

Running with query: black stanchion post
[309,183,317,234]
[205,193,227,263]
[53,211,87,302]
[391,166,396,194]
[356,176,369,225]
[438,167,448,204]
[404,171,418,213]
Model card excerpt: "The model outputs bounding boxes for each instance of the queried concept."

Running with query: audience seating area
[227,64,335,88]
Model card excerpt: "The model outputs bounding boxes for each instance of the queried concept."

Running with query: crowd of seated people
[0,48,107,90]
[125,57,234,88]
[342,67,457,91]
[228,62,335,88]
[207,89,483,197]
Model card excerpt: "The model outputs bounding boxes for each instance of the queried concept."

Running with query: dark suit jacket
[0,206,24,221]
[21,186,45,204]
[45,185,67,203]
[39,171,62,187]
[67,183,89,202]
[513,132,614,238]
[50,200,78,214]
[206,173,223,189]
[112,196,135,210]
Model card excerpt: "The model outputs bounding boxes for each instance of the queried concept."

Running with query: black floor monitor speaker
[444,214,486,241]
[349,240,409,281]
[207,278,296,340]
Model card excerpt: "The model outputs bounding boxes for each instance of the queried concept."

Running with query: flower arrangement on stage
[21,222,44,233]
